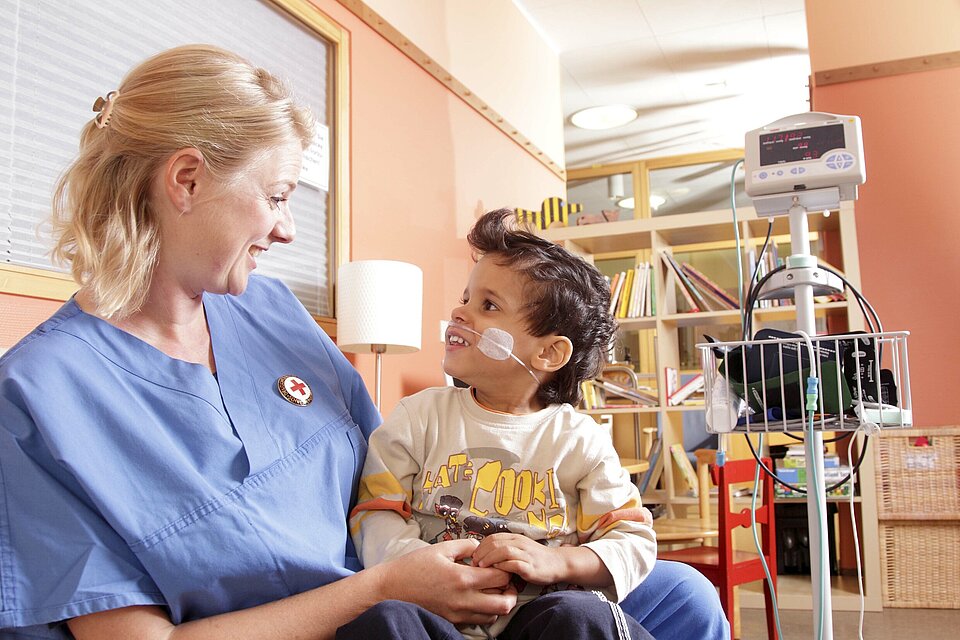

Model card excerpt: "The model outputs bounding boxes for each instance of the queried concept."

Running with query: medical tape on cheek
[453,324,541,384]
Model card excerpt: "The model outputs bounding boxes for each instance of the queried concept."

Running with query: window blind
[0,0,333,315]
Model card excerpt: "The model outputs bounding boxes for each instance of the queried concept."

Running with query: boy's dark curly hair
[466,208,617,406]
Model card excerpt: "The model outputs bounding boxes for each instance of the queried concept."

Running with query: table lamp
[336,260,423,411]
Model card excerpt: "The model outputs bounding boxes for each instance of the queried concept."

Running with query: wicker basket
[880,522,960,608]
[875,427,960,519]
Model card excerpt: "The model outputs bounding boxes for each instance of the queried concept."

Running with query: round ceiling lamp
[570,104,638,130]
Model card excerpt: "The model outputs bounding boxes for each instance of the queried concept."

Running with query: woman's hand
[376,539,517,625]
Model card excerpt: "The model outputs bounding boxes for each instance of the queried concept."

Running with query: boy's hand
[471,533,563,585]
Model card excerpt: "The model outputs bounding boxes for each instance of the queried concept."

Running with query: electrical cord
[749,433,784,640]
[847,426,867,640]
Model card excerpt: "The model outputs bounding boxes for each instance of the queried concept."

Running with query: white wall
[362,0,565,168]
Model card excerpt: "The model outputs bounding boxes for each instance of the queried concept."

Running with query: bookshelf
[544,150,882,612]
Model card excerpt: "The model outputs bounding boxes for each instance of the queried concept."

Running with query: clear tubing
[448,323,541,384]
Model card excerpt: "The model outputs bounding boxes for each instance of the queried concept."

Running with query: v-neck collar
[58,295,280,474]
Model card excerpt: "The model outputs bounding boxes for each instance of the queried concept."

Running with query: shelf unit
[544,150,882,612]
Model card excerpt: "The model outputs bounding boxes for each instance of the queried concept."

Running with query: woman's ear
[161,148,205,214]
[533,335,573,373]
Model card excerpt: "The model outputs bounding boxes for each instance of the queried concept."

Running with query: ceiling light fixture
[616,195,667,211]
[607,174,625,200]
[570,104,637,130]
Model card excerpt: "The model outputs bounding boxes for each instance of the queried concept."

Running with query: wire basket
[697,331,912,434]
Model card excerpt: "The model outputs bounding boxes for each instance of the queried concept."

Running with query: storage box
[880,522,960,608]
[875,427,960,519]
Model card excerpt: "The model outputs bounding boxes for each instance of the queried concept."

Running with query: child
[349,209,657,639]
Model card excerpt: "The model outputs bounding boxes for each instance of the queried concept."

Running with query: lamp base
[371,344,386,412]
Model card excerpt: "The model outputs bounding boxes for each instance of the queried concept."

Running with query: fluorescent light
[617,195,666,211]
[570,105,637,130]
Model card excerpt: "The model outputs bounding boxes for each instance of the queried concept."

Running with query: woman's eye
[269,196,288,209]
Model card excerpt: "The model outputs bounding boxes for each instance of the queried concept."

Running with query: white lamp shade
[336,260,423,354]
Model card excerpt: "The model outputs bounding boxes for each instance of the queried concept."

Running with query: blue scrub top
[0,275,381,637]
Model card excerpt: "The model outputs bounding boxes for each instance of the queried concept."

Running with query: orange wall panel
[339,0,563,411]
[0,293,61,350]
[813,66,960,427]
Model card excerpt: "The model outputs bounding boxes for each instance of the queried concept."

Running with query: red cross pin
[277,375,313,406]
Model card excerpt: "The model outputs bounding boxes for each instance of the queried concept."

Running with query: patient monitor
[745,112,865,216]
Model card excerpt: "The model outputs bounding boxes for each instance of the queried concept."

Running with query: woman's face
[173,139,303,298]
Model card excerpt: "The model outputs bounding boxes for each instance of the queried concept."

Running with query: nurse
[0,45,727,639]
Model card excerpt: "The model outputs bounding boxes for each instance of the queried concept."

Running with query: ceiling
[514,0,812,170]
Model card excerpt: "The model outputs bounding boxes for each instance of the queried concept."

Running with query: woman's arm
[68,540,517,640]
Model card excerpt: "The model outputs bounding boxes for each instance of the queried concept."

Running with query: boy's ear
[533,335,573,373]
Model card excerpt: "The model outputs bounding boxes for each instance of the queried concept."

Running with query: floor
[738,606,960,640]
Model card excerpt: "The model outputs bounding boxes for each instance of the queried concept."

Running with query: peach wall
[806,0,960,70]
[322,0,564,411]
[362,0,564,166]
[812,66,960,427]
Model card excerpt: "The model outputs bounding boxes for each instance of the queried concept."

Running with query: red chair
[657,457,778,640]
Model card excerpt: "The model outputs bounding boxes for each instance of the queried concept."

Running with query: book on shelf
[595,379,659,406]
[638,437,663,494]
[627,262,649,318]
[608,271,624,315]
[680,262,738,309]
[663,366,678,398]
[616,267,634,318]
[580,380,599,410]
[667,372,705,406]
[669,443,699,497]
[660,252,704,313]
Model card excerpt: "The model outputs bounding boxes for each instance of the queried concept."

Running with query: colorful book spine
[617,267,635,318]
[660,252,700,313]
[667,373,705,406]
[680,262,738,309]
[638,438,663,494]
[608,271,624,315]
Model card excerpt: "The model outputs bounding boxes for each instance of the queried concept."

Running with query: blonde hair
[52,44,315,318]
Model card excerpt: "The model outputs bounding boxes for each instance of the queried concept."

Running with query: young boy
[349,209,657,639]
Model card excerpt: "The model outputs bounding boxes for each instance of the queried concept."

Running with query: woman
[0,45,726,639]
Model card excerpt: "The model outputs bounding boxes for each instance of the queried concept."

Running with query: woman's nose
[271,207,296,244]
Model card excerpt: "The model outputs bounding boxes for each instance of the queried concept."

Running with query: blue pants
[338,590,653,639]
[336,561,728,640]
[620,560,729,640]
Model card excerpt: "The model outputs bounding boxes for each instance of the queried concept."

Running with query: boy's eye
[481,300,499,312]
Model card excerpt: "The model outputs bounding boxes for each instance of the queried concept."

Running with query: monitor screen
[759,123,846,166]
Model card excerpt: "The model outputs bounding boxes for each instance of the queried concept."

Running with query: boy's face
[443,256,544,390]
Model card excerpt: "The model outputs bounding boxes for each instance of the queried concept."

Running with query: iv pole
[787,197,834,640]
[751,184,847,640]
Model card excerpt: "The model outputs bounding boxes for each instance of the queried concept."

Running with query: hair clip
[92,90,119,129]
